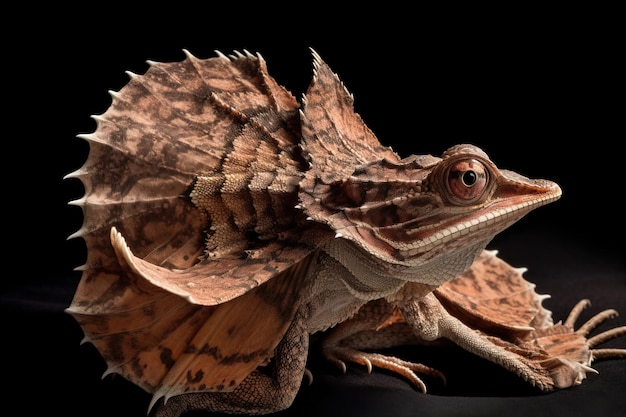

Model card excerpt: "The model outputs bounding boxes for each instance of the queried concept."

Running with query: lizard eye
[446,158,489,204]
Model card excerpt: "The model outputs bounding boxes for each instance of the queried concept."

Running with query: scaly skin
[66,49,625,417]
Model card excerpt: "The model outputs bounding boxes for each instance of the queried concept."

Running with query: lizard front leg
[397,289,593,391]
[153,311,309,417]
[320,298,446,392]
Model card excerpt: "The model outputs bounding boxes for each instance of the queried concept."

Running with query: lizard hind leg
[320,299,446,392]
[152,311,310,417]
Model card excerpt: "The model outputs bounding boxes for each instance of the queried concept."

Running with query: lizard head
[303,142,561,273]
[299,51,561,276]
[385,143,561,263]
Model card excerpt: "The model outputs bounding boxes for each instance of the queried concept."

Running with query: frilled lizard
[66,49,626,416]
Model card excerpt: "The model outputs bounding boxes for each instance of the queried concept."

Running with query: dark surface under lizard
[3,227,625,417]
[6,8,624,417]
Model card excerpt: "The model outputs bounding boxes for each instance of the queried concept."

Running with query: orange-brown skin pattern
[66,49,626,416]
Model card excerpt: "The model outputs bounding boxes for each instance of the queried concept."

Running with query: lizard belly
[303,278,365,334]
[302,243,405,334]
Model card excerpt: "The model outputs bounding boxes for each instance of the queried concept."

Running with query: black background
[4,6,624,417]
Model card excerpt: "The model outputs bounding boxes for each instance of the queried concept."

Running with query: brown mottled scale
[67,50,332,398]
[66,49,625,415]
[436,250,552,337]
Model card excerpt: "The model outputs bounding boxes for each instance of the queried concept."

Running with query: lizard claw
[363,357,373,373]
[579,364,598,375]
[322,345,444,392]
[303,368,314,385]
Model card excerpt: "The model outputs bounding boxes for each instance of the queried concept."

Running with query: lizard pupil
[462,170,477,186]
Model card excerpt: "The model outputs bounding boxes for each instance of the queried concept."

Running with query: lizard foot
[495,299,626,389]
[565,299,626,361]
[322,345,445,392]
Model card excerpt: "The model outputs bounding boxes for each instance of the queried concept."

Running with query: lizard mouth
[370,176,562,263]
[398,179,562,260]
[410,190,559,253]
